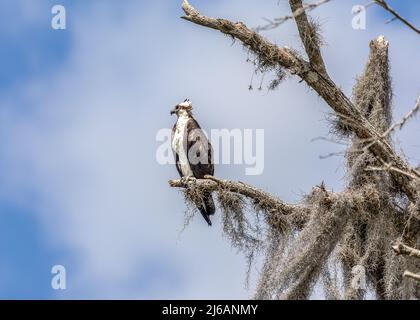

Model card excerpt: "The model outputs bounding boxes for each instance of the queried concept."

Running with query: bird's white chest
[172,116,194,177]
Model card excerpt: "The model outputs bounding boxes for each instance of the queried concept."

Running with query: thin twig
[383,95,420,137]
[258,0,420,34]
[352,1,376,15]
[366,164,420,182]
[403,271,420,281]
[393,243,420,282]
[256,0,331,32]
[373,0,420,34]
[310,136,347,145]
[319,151,345,159]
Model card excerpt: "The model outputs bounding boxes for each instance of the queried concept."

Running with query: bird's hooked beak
[170,106,177,115]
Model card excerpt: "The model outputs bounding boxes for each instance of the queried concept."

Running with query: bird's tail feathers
[197,192,215,226]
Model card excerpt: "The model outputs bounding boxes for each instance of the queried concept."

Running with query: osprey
[171,99,215,226]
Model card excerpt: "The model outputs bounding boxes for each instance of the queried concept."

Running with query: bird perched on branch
[171,99,215,226]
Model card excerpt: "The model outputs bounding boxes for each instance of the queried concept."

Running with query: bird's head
[170,98,193,118]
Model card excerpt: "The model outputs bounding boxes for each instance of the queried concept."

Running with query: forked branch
[181,0,418,203]
[289,0,327,75]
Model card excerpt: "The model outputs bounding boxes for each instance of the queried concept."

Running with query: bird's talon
[180,177,187,185]
[186,176,196,185]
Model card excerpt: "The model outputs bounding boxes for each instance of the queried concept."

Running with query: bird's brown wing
[186,118,214,179]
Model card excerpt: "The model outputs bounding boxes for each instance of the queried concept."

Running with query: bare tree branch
[170,175,313,232]
[366,163,420,182]
[289,0,327,75]
[181,0,418,203]
[181,0,305,71]
[169,176,303,217]
[373,0,420,35]
[393,243,420,259]
[403,271,420,281]
[393,243,420,283]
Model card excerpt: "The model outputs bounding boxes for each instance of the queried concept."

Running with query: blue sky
[0,0,419,299]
